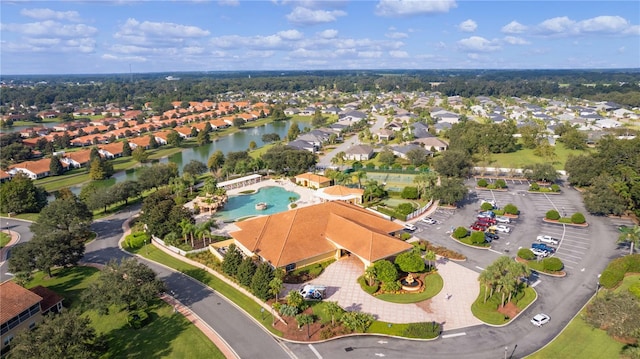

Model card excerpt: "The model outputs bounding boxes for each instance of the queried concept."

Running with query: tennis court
[364,172,417,191]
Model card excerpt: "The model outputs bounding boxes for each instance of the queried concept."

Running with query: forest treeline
[2,69,640,110]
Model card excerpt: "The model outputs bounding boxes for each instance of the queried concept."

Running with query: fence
[406,199,434,221]
[151,235,210,256]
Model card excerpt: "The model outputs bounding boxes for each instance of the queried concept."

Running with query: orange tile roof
[99,142,124,155]
[129,136,151,147]
[65,149,92,164]
[0,281,42,324]
[9,158,51,175]
[0,170,11,179]
[322,185,364,197]
[295,172,331,184]
[230,201,410,268]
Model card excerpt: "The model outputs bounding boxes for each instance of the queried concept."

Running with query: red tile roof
[0,281,42,324]
[29,286,63,313]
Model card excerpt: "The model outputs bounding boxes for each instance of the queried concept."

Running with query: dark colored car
[485,232,499,241]
[531,242,555,253]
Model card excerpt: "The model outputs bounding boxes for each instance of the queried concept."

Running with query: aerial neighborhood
[1,72,639,359]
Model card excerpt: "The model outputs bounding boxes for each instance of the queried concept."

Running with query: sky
[1,1,639,75]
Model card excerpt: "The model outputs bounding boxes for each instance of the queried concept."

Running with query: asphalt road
[0,218,34,282]
[2,176,632,359]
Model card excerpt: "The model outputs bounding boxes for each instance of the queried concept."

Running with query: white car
[495,216,511,224]
[421,217,437,224]
[404,223,417,231]
[531,313,550,327]
[537,235,559,245]
[495,225,511,233]
[531,248,549,257]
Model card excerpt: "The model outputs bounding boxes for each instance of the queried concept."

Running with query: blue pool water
[215,186,300,221]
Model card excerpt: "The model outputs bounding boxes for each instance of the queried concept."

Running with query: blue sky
[1,1,639,75]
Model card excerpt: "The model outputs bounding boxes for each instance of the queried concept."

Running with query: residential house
[8,158,52,179]
[410,122,431,139]
[344,144,374,161]
[392,144,432,160]
[338,110,367,123]
[128,136,152,149]
[412,137,449,152]
[174,126,193,138]
[228,201,412,271]
[294,172,331,189]
[287,140,316,153]
[299,107,317,116]
[98,142,124,159]
[62,149,93,168]
[376,128,395,141]
[323,106,342,115]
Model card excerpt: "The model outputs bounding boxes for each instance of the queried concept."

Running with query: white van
[404,223,417,231]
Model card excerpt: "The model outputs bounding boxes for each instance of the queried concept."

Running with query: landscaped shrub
[358,275,379,294]
[628,283,640,299]
[395,250,426,273]
[406,165,415,172]
[504,204,519,215]
[623,254,640,273]
[341,312,374,333]
[352,161,363,169]
[543,257,564,271]
[470,231,486,244]
[477,179,488,187]
[279,304,299,317]
[487,183,497,189]
[400,233,412,241]
[599,269,625,289]
[518,248,536,260]
[412,241,426,252]
[373,260,398,284]
[403,322,442,339]
[550,184,560,192]
[529,183,540,191]
[421,240,467,260]
[495,179,507,189]
[401,186,419,199]
[546,210,560,220]
[125,231,150,249]
[396,202,415,216]
[365,163,375,169]
[571,212,586,224]
[453,226,469,239]
[381,280,402,292]
[480,202,494,211]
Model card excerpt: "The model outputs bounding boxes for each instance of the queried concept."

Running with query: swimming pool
[215,186,300,221]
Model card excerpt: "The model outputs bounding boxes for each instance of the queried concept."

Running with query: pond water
[213,186,299,221]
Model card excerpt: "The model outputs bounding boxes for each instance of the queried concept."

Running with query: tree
[132,147,149,163]
[140,189,191,238]
[522,163,558,183]
[432,177,467,206]
[207,150,225,173]
[584,292,640,339]
[182,159,207,177]
[88,157,114,180]
[85,258,166,314]
[478,256,529,307]
[166,130,182,147]
[394,249,425,273]
[433,150,473,178]
[405,147,429,166]
[618,225,640,255]
[295,313,315,339]
[49,155,64,176]
[147,134,159,149]
[109,180,141,205]
[340,311,374,333]
[378,148,396,166]
[222,243,243,277]
[413,171,438,199]
[324,301,344,326]
[248,140,257,151]
[260,145,317,175]
[268,277,284,302]
[0,173,48,214]
[311,109,326,127]
[232,117,245,128]
[122,139,132,156]
[10,310,104,359]
[261,133,281,143]
[237,257,257,286]
[373,259,398,284]
[363,180,386,202]
[251,262,275,300]
[196,129,211,145]
[352,170,366,189]
[559,128,588,150]
[31,193,93,241]
[287,121,300,141]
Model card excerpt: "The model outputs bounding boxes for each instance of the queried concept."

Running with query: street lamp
[504,346,508,359]
[260,308,265,321]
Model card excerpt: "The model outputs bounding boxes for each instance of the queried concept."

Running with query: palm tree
[196,222,212,247]
[618,225,640,255]
[178,219,193,245]
[364,265,376,287]
[324,301,343,326]
[352,170,366,189]
[424,250,436,271]
[478,269,494,303]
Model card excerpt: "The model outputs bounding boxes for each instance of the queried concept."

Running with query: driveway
[286,256,482,330]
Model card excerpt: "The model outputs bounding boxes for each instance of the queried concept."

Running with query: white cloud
[386,31,408,39]
[457,36,501,52]
[375,0,457,17]
[623,25,640,35]
[358,51,383,58]
[503,36,529,45]
[20,8,82,22]
[318,29,338,39]
[277,29,304,40]
[458,19,477,32]
[389,50,409,58]
[578,16,629,33]
[618,46,625,53]
[286,7,346,25]
[537,16,577,35]
[116,18,210,40]
[211,34,288,50]
[101,54,147,62]
[501,21,527,34]
[2,20,97,37]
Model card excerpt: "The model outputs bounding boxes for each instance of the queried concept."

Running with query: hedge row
[545,210,586,224]
[599,254,640,289]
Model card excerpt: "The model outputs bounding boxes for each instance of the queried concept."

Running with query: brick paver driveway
[285,257,483,330]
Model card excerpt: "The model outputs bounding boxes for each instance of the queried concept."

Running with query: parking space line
[308,344,323,359]
[559,243,590,250]
[555,256,579,264]
[556,252,583,259]
[442,332,467,339]
[488,248,503,255]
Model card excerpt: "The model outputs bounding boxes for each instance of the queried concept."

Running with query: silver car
[531,313,550,327]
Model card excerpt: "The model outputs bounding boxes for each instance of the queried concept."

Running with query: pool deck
[225,178,321,209]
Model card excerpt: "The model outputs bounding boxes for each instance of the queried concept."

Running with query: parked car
[478,211,495,218]
[481,199,497,208]
[421,217,437,224]
[299,284,326,300]
[404,223,417,231]
[531,313,550,327]
[485,232,500,241]
[495,225,511,233]
[537,235,559,245]
[477,217,497,225]
[531,248,549,257]
[495,216,511,224]
[531,242,555,254]
[470,224,486,231]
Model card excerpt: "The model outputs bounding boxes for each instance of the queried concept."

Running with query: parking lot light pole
[504,346,508,359]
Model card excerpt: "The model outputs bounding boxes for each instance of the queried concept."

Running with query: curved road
[2,185,624,359]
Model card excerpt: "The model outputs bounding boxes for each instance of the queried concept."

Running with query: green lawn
[0,232,11,248]
[471,286,536,325]
[26,266,225,359]
[374,273,443,304]
[490,142,593,170]
[527,274,639,358]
